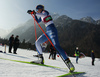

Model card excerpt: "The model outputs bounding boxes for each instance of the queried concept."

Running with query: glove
[27,10,36,14]
[27,10,32,14]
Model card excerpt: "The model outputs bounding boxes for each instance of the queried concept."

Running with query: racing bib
[43,15,52,23]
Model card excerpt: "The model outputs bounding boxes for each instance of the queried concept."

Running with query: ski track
[0,46,100,77]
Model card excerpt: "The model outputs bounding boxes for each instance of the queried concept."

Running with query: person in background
[75,47,80,63]
[91,50,95,66]
[53,48,56,60]
[49,44,56,60]
[13,35,20,54]
[9,35,14,53]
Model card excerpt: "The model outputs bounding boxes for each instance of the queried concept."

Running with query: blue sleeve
[35,16,42,23]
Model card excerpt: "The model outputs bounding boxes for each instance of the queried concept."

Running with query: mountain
[54,15,72,27]
[80,16,96,24]
[50,13,59,20]
[6,19,34,41]
[5,14,100,58]
[0,28,8,38]
[57,20,100,58]
[96,19,100,25]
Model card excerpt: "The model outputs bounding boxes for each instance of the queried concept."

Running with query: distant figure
[53,50,56,60]
[75,47,80,63]
[91,50,95,66]
[9,35,14,53]
[13,35,20,54]
[49,45,56,60]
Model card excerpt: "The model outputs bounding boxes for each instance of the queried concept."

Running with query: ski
[0,57,66,69]
[57,72,85,77]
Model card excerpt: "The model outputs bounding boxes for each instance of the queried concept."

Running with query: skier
[75,47,80,63]
[9,35,14,53]
[27,4,75,72]
[13,35,20,54]
[91,50,95,66]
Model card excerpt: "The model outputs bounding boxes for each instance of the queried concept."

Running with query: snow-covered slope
[0,46,100,77]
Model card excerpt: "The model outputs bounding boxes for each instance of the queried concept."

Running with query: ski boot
[33,55,39,57]
[32,54,44,64]
[65,58,75,72]
[39,54,44,64]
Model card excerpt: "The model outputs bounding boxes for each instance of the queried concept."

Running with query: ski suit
[91,51,95,65]
[75,49,80,63]
[35,10,68,60]
[9,36,14,53]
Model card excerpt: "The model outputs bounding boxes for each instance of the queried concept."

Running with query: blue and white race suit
[35,10,68,60]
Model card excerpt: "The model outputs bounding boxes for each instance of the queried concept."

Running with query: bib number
[43,15,52,23]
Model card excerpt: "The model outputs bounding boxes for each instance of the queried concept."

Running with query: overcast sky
[0,0,100,30]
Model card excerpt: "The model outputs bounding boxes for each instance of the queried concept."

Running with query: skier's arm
[35,16,42,23]
[36,12,47,18]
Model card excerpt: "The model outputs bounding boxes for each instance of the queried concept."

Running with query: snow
[0,46,100,77]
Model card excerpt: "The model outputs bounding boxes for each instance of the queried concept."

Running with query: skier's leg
[35,34,48,64]
[46,25,75,72]
[47,27,68,60]
[35,34,48,54]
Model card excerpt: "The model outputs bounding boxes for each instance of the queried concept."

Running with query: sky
[0,0,100,30]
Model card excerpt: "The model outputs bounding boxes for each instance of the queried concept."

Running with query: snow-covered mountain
[50,12,59,20]
[96,19,100,25]
[54,15,73,27]
[80,16,96,24]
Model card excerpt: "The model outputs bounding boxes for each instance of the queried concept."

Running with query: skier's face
[37,9,42,13]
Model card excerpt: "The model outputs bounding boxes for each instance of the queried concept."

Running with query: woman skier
[27,4,75,72]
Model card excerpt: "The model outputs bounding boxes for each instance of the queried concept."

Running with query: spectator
[75,47,80,63]
[49,45,56,60]
[9,35,14,53]
[13,35,20,54]
[91,50,95,66]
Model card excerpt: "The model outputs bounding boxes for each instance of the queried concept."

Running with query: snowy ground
[0,46,100,77]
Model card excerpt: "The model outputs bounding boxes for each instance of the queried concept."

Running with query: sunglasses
[36,9,38,12]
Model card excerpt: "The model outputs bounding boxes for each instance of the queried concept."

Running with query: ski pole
[34,19,37,40]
